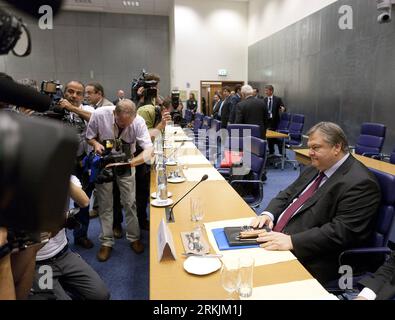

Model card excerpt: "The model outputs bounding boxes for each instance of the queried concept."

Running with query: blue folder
[211,228,259,250]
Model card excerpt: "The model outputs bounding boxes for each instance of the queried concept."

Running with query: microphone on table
[165,174,208,223]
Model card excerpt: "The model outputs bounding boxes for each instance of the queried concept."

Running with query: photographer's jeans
[96,168,140,247]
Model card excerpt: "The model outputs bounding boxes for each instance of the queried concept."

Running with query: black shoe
[74,237,94,249]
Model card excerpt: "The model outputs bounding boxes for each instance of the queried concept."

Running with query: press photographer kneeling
[86,99,153,261]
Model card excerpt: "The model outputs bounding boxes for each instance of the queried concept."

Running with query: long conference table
[294,149,395,176]
[149,129,315,300]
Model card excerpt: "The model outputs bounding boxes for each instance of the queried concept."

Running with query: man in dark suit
[211,93,222,119]
[218,87,232,129]
[264,85,286,155]
[113,89,125,106]
[251,122,380,284]
[356,251,395,300]
[235,84,268,139]
[229,84,242,124]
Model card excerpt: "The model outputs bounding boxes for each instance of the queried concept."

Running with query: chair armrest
[339,246,391,265]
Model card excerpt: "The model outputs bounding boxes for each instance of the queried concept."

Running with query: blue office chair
[326,168,395,297]
[229,137,267,209]
[276,112,291,133]
[379,146,395,165]
[354,122,386,158]
[281,114,305,169]
[216,124,261,178]
[194,112,204,122]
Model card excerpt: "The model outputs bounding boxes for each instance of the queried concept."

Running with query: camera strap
[0,242,12,259]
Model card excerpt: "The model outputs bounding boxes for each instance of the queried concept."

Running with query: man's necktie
[268,98,272,118]
[273,172,326,232]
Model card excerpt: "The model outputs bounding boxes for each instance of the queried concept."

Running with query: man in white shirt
[86,99,153,261]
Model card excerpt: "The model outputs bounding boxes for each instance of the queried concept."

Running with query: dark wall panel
[249,0,395,152]
[0,9,170,102]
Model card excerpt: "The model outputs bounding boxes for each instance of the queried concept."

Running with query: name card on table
[157,218,177,262]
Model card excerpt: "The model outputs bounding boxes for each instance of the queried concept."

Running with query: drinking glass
[190,197,204,231]
[220,256,241,300]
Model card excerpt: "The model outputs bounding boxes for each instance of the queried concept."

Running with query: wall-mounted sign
[218,69,227,76]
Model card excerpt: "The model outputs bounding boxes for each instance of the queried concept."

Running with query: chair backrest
[368,168,395,247]
[202,116,212,130]
[184,109,193,123]
[355,122,386,156]
[193,118,202,133]
[244,136,267,180]
[195,112,204,121]
[287,114,305,145]
[227,124,261,139]
[211,119,221,132]
[277,112,291,132]
[390,147,395,164]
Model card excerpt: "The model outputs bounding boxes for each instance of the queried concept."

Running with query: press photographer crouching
[86,99,153,261]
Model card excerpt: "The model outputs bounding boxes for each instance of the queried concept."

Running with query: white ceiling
[62,0,248,16]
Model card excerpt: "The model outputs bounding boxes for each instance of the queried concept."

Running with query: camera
[41,80,64,108]
[0,7,31,57]
[171,89,180,109]
[94,140,132,184]
[131,69,158,104]
[377,0,395,23]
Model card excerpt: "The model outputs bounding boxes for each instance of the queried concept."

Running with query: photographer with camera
[57,80,96,249]
[86,99,153,261]
[135,73,171,230]
[30,176,110,300]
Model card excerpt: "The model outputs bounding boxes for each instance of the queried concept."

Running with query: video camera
[0,0,80,253]
[95,139,132,184]
[35,80,86,133]
[41,80,64,109]
[131,69,158,105]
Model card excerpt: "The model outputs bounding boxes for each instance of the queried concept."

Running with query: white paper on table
[178,155,211,166]
[241,279,338,300]
[183,167,224,181]
[204,218,296,267]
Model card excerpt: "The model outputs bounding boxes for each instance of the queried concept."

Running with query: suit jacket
[219,97,232,128]
[266,155,380,284]
[234,96,268,139]
[229,93,241,124]
[359,251,395,300]
[212,100,222,119]
[95,97,114,109]
[264,95,284,130]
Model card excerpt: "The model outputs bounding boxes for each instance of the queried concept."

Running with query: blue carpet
[67,220,149,300]
[67,149,300,300]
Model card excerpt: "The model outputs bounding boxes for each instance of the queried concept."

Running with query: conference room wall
[0,9,170,102]
[248,0,395,153]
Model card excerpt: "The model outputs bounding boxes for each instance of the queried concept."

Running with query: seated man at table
[251,122,381,284]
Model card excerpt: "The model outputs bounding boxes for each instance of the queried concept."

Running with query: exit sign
[218,69,227,76]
